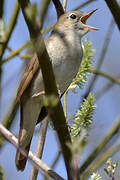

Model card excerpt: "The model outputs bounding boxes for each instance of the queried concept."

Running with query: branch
[1,24,55,65]
[104,0,120,30]
[0,1,20,60]
[43,150,61,180]
[1,41,29,65]
[90,68,120,86]
[0,100,19,149]
[52,0,64,18]
[0,123,64,180]
[95,73,120,100]
[51,150,61,169]
[30,118,48,180]
[0,0,4,18]
[73,0,97,11]
[39,0,50,29]
[79,117,120,175]
[18,1,73,179]
[62,0,67,11]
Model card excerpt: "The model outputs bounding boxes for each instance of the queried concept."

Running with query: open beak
[80,9,99,31]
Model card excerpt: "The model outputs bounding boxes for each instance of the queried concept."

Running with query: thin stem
[90,68,120,86]
[0,1,20,60]
[64,92,67,119]
[30,118,49,180]
[62,0,67,11]
[39,0,50,29]
[52,0,64,18]
[104,0,120,30]
[1,41,29,65]
[0,100,19,149]
[79,118,120,175]
[43,150,61,180]
[95,73,120,100]
[0,1,20,107]
[73,0,97,11]
[0,123,64,180]
[0,0,4,18]
[1,23,55,65]
[51,150,61,169]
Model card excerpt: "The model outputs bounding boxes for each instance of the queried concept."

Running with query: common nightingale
[15,9,98,171]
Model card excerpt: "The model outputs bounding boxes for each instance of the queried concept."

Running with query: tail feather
[15,95,42,171]
[15,140,31,171]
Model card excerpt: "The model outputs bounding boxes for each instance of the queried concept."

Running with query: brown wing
[16,54,40,104]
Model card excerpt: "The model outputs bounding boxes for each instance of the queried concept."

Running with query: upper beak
[80,9,99,31]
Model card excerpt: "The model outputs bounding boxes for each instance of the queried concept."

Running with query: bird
[15,9,98,171]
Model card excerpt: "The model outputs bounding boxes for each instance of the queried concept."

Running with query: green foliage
[89,172,103,180]
[68,38,95,92]
[71,93,96,138]
[104,158,118,178]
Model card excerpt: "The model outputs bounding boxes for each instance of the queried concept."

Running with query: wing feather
[16,54,40,104]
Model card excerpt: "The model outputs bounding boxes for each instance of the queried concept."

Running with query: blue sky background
[1,0,120,179]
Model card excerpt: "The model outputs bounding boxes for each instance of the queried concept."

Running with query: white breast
[31,31,83,95]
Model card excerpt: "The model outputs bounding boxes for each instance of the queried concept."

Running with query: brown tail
[15,140,31,171]
[15,84,42,170]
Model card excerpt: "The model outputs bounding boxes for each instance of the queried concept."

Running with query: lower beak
[80,9,99,31]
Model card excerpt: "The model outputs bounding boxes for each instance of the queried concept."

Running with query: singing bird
[15,9,98,171]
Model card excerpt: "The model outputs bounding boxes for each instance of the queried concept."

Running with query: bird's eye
[70,14,76,19]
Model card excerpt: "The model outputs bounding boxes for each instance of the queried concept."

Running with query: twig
[39,0,51,29]
[81,142,120,179]
[0,0,4,19]
[1,41,30,65]
[90,68,120,86]
[73,0,97,11]
[43,150,61,180]
[0,123,64,180]
[1,23,55,65]
[0,1,20,108]
[79,117,120,175]
[62,0,67,11]
[104,0,120,30]
[64,92,67,118]
[83,18,115,99]
[0,100,19,149]
[18,1,73,179]
[51,150,61,169]
[30,118,49,180]
[95,73,120,100]
[52,0,64,18]
[0,1,20,60]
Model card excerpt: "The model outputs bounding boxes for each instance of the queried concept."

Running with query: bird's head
[54,9,98,37]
